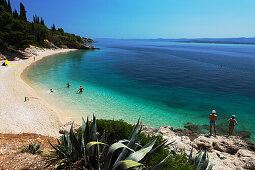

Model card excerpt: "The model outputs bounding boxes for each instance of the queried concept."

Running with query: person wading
[227,115,238,136]
[209,110,217,136]
[77,86,84,94]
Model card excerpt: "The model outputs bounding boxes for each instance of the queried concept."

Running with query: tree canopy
[0,0,89,50]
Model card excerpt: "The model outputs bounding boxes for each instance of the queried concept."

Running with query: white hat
[232,115,236,118]
[212,110,216,114]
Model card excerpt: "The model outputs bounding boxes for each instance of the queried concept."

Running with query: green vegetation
[95,119,195,170]
[188,145,213,170]
[0,0,93,50]
[22,142,42,155]
[49,117,195,169]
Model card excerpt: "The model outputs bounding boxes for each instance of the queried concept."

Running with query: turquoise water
[25,39,255,142]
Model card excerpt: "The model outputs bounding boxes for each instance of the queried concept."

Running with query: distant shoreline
[176,40,255,45]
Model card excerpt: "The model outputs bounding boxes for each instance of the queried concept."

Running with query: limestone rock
[59,121,81,134]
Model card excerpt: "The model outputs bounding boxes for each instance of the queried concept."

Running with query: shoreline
[0,47,77,137]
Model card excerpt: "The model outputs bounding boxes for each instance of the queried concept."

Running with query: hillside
[0,0,97,58]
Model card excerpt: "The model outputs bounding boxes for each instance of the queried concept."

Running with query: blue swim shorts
[210,121,216,125]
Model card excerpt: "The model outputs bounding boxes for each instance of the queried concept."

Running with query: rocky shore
[142,125,255,170]
[57,120,255,170]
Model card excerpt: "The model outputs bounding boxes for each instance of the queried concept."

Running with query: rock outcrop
[142,125,255,170]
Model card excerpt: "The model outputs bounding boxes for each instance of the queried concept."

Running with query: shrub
[49,116,175,169]
[81,119,195,170]
[22,142,42,155]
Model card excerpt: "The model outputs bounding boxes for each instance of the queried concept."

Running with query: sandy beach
[0,48,77,137]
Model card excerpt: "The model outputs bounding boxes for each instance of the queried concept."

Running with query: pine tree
[20,2,27,21]
[7,0,11,13]
[0,0,7,9]
[51,24,56,32]
[40,17,45,25]
[12,9,19,19]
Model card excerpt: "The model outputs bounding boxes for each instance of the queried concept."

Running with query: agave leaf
[118,139,130,144]
[114,120,142,165]
[91,114,97,141]
[194,149,202,165]
[201,149,207,162]
[86,141,106,151]
[65,132,72,155]
[96,141,100,170]
[207,162,213,170]
[104,142,135,170]
[129,118,141,141]
[70,123,82,158]
[196,155,202,170]
[148,140,167,155]
[200,157,209,170]
[189,145,194,162]
[81,117,86,156]
[126,137,157,162]
[85,116,90,144]
[48,140,66,157]
[151,154,172,170]
[52,158,68,170]
[112,160,143,170]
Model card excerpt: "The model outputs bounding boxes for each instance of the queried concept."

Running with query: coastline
[0,47,77,137]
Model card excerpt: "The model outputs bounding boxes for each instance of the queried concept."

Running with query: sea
[24,39,255,142]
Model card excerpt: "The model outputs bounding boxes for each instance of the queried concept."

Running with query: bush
[77,119,195,170]
[22,142,42,155]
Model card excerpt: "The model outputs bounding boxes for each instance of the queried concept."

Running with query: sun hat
[212,110,216,114]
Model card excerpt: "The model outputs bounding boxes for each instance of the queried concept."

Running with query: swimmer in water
[67,82,71,88]
[50,89,54,93]
[77,86,84,94]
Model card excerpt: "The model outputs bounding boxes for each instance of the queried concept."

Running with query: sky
[10,0,255,39]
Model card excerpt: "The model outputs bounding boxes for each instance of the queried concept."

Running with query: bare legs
[210,124,217,136]
[229,126,234,136]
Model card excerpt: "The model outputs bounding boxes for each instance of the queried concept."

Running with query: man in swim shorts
[209,110,217,136]
[77,86,84,94]
[227,115,238,136]
[67,82,71,88]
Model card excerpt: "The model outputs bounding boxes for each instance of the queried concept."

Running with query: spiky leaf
[112,160,143,170]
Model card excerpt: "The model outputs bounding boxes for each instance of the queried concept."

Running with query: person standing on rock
[209,110,217,136]
[227,115,238,136]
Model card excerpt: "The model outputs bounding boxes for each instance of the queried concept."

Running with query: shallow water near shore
[25,39,255,142]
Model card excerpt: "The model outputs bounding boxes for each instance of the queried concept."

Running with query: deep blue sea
[25,39,255,141]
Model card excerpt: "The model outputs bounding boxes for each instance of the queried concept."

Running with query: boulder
[213,141,239,155]
[184,122,198,132]
[243,158,255,170]
[174,129,199,141]
[141,125,158,136]
[235,131,251,139]
[158,126,174,136]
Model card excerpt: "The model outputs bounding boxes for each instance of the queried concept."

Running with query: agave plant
[188,145,213,170]
[48,115,174,169]
[23,142,42,155]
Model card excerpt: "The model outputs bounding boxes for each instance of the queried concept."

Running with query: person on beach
[66,82,71,88]
[77,86,84,94]
[209,110,217,136]
[227,115,238,136]
[24,97,29,102]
